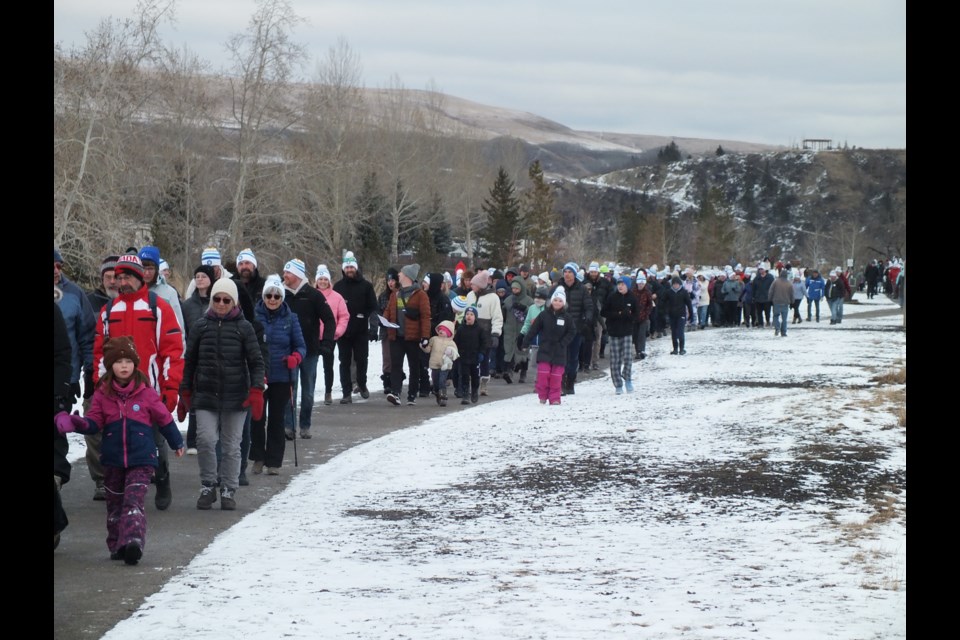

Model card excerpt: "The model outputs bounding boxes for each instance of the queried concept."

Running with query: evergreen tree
[521,160,557,271]
[715,145,725,156]
[353,171,390,267]
[479,166,522,267]
[657,141,682,164]
[617,205,641,264]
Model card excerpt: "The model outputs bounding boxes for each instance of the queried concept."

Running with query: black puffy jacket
[559,278,592,335]
[181,308,265,412]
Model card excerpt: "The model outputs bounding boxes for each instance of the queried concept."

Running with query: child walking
[453,306,489,404]
[420,320,460,406]
[521,288,576,405]
[54,336,185,565]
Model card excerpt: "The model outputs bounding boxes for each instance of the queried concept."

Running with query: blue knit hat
[138,245,161,266]
[464,305,479,320]
[563,261,579,274]
[617,275,632,288]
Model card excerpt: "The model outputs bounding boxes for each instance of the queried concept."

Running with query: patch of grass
[872,366,906,385]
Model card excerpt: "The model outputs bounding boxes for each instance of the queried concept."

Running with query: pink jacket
[317,287,349,341]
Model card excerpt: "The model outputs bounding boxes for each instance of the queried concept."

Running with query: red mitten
[162,387,179,413]
[177,391,191,422]
[243,388,265,421]
[284,352,302,370]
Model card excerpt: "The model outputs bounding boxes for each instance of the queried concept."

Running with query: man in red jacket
[92,254,185,510]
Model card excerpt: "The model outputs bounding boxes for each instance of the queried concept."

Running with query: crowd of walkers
[54,243,904,564]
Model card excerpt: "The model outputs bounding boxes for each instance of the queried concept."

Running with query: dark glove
[318,340,334,357]
[55,395,73,415]
[177,391,191,422]
[284,352,303,370]
[243,387,265,421]
[420,338,430,349]
[83,369,95,399]
[368,328,380,342]
[491,335,499,350]
[516,334,525,350]
[161,388,179,413]
[70,382,82,402]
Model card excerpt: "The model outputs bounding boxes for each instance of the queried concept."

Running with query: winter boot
[439,392,447,407]
[567,373,576,395]
[220,487,236,511]
[479,376,490,396]
[503,371,513,384]
[518,367,527,384]
[471,386,479,403]
[381,373,391,395]
[324,391,333,406]
[561,374,568,396]
[155,465,172,511]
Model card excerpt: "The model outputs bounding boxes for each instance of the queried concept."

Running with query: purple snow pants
[103,465,153,555]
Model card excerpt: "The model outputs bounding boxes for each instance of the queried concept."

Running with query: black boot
[561,374,568,396]
[568,373,576,395]
[518,365,527,384]
[155,463,172,511]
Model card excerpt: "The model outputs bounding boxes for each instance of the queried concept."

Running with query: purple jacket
[77,380,183,469]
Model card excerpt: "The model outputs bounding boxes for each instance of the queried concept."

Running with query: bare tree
[54,0,176,280]
[221,0,307,255]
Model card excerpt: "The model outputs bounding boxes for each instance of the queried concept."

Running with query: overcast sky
[53,0,906,150]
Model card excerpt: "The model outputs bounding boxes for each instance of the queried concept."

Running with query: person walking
[92,254,184,511]
[178,278,265,510]
[384,264,432,406]
[314,265,350,405]
[250,275,305,476]
[180,264,217,454]
[281,258,335,439]
[825,270,846,325]
[662,275,695,355]
[56,336,185,564]
[769,267,794,337]
[522,287,576,405]
[333,251,379,402]
[601,275,640,393]
[805,269,826,322]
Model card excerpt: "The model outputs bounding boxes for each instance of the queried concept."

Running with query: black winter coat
[522,306,576,366]
[334,271,379,337]
[601,290,640,337]
[661,285,694,321]
[453,319,489,365]
[559,278,592,336]
[285,282,336,356]
[181,308,265,412]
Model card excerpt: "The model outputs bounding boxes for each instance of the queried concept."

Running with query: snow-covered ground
[82,293,906,640]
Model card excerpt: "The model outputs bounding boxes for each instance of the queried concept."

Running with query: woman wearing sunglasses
[250,275,306,476]
[179,278,265,510]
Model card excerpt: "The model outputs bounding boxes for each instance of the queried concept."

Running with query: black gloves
[55,395,72,416]
[83,370,95,399]
[70,382,82,401]
[491,335,499,350]
[516,334,525,350]
[368,328,380,342]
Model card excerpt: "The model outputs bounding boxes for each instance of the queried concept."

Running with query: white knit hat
[236,248,257,268]
[263,274,285,301]
[551,287,567,303]
[315,264,331,283]
[284,258,307,283]
[201,247,221,267]
[342,251,359,271]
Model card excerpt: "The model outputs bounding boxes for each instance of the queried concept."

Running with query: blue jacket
[255,300,307,384]
[56,275,96,383]
[805,276,826,301]
[78,381,183,469]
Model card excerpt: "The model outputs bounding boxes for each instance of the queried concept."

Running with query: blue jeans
[806,298,820,321]
[697,305,708,328]
[284,353,320,432]
[772,303,790,335]
[828,298,842,323]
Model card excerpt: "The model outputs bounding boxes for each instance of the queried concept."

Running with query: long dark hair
[98,368,150,396]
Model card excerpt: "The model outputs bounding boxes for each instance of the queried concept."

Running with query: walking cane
[289,368,298,467]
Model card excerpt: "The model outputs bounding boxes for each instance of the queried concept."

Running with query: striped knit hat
[114,255,145,282]
[284,258,307,283]
[342,251,359,271]
[236,248,257,268]
[201,247,221,267]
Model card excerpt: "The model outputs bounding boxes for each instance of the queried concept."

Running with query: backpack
[103,291,159,338]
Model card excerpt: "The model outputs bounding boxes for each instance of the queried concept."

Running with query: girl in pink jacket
[315,265,350,404]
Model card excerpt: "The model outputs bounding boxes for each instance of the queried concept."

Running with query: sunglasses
[212,296,233,304]
[264,293,282,300]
